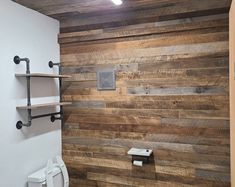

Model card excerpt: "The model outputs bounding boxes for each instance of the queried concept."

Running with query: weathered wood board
[56,0,232,186]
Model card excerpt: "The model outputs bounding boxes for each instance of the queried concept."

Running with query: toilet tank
[28,166,64,187]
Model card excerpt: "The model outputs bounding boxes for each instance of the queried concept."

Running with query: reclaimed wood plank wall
[60,0,231,186]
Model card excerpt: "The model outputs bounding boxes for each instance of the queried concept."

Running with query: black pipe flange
[14,56,21,64]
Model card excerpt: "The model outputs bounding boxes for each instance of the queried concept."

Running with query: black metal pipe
[57,63,64,127]
[51,115,62,122]
[26,69,31,127]
[16,121,31,129]
[25,58,31,127]
[14,56,30,66]
[49,61,60,68]
[16,111,61,129]
[31,112,61,120]
[14,56,32,129]
[49,61,65,127]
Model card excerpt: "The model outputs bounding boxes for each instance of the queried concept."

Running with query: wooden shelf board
[15,73,71,78]
[16,102,72,109]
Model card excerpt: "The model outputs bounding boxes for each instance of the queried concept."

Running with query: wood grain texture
[54,1,232,186]
[16,102,72,110]
[15,73,71,78]
[13,0,231,22]
[229,1,235,186]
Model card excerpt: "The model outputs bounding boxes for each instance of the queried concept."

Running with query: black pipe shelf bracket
[14,56,71,130]
[48,61,66,128]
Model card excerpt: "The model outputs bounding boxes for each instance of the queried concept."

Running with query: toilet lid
[28,166,61,183]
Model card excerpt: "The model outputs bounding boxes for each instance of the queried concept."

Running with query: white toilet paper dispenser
[128,148,153,166]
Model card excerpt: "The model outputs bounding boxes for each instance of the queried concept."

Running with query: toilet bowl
[28,156,69,187]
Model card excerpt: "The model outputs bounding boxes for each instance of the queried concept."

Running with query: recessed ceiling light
[111,0,123,6]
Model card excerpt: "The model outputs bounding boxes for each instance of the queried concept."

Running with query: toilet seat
[45,156,69,187]
[55,156,69,187]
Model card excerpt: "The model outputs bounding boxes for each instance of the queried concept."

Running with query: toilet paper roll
[133,160,143,167]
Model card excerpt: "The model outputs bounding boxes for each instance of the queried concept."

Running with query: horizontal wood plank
[56,2,231,186]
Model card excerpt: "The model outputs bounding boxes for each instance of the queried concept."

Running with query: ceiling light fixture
[111,0,123,6]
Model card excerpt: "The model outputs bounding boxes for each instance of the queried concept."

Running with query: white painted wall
[0,1,61,186]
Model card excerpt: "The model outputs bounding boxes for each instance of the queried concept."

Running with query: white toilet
[28,156,69,187]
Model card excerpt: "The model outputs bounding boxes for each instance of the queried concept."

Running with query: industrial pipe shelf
[14,55,71,130]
